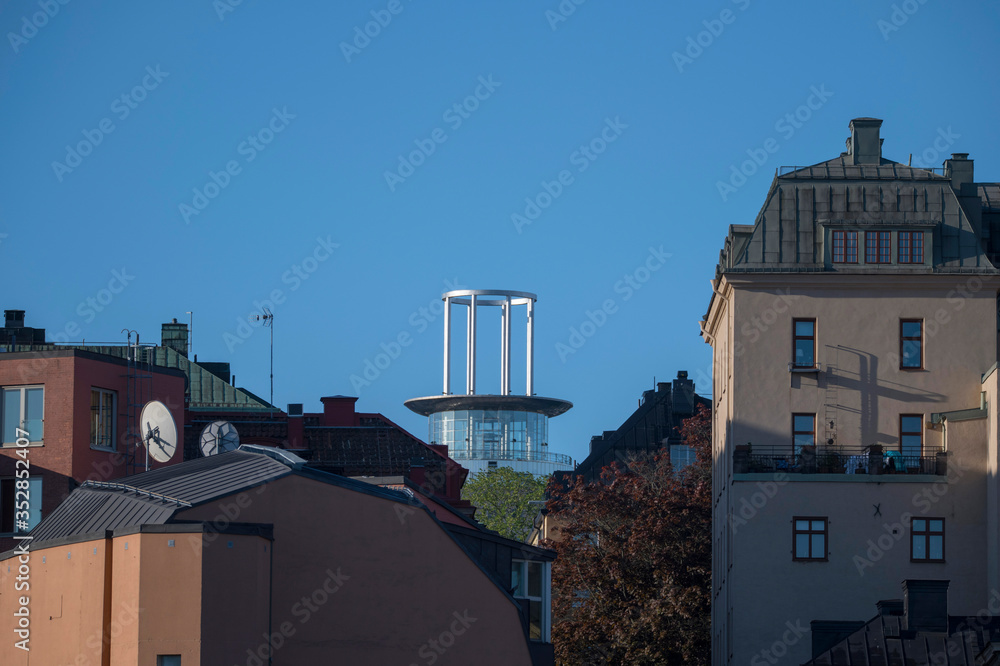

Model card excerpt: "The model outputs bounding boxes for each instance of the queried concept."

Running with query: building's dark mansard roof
[713,131,1000,278]
[717,155,1000,276]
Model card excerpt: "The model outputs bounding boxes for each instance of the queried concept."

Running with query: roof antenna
[908,153,912,167]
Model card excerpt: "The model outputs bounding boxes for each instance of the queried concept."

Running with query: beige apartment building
[701,118,1000,664]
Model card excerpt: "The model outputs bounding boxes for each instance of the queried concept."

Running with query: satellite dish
[139,400,177,464]
[200,421,240,457]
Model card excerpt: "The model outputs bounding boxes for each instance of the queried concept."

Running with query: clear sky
[2,1,998,466]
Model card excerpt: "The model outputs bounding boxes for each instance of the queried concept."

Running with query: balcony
[733,444,947,476]
[448,448,573,466]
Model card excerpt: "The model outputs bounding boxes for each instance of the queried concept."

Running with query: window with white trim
[512,559,551,642]
[2,386,44,445]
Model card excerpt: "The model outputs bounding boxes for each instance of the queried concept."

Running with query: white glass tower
[405,289,573,477]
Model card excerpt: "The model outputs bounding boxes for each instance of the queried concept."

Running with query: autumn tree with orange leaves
[544,405,712,665]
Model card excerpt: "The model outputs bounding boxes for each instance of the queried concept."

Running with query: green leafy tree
[545,405,712,665]
[462,466,549,542]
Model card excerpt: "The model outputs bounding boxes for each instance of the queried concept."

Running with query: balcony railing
[449,448,573,466]
[734,444,946,476]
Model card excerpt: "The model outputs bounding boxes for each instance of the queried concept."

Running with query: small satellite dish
[200,421,240,457]
[139,400,177,464]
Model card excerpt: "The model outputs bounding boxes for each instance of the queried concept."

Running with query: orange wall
[178,475,534,665]
[0,538,112,666]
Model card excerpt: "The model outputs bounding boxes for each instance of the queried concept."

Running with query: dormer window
[865,231,891,264]
[898,231,924,264]
[832,231,858,263]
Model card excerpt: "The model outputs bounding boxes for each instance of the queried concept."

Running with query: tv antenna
[139,400,178,469]
[200,420,240,456]
[249,307,274,412]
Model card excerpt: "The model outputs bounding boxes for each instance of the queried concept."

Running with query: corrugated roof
[116,450,293,504]
[29,487,178,542]
[806,613,1000,665]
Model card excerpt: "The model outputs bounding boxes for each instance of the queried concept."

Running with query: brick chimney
[161,319,189,357]
[846,118,884,165]
[320,396,359,426]
[902,579,949,633]
[672,370,696,414]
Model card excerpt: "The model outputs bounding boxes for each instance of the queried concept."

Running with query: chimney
[902,579,949,633]
[286,403,304,449]
[876,599,904,616]
[320,396,359,426]
[672,370,696,414]
[589,435,604,453]
[4,310,25,328]
[161,319,189,357]
[846,118,884,165]
[944,153,975,195]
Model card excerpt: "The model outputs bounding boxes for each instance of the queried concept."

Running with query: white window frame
[91,387,117,451]
[512,559,551,642]
[2,385,44,447]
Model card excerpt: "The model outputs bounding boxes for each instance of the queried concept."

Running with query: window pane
[901,416,922,432]
[794,415,814,432]
[811,520,824,531]
[24,388,43,440]
[902,321,922,337]
[929,519,943,532]
[795,520,810,531]
[795,340,814,366]
[901,435,922,457]
[528,562,542,598]
[795,321,814,337]
[529,600,542,640]
[912,518,926,531]
[27,478,42,531]
[2,390,18,443]
[511,562,523,596]
[929,535,943,559]
[811,534,824,557]
[902,341,921,368]
[795,533,809,558]
[913,535,926,559]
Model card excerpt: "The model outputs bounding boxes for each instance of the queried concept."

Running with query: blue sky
[1,1,998,466]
